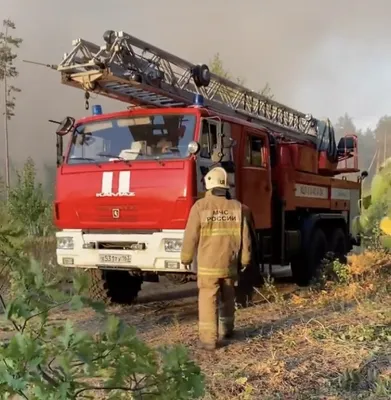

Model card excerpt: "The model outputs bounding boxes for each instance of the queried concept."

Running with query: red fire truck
[54,30,363,304]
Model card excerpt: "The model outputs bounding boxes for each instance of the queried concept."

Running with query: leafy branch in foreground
[0,254,204,399]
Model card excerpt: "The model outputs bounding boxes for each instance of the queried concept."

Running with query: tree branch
[16,389,28,400]
[71,345,116,368]
[21,299,70,333]
[0,293,20,331]
[38,365,59,386]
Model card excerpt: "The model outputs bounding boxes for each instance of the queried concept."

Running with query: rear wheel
[88,269,142,305]
[291,227,328,286]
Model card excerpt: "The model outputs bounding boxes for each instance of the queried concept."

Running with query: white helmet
[204,167,229,190]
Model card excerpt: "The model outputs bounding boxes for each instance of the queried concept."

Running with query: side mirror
[359,170,369,183]
[56,116,75,136]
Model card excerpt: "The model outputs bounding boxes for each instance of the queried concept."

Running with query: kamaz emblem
[96,171,135,198]
[112,209,120,219]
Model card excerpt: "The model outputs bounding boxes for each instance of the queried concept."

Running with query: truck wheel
[88,269,142,305]
[329,228,348,264]
[291,227,328,286]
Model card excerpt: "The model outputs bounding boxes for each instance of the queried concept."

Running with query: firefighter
[180,167,252,350]
[156,137,173,154]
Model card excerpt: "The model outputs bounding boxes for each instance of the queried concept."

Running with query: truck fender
[299,213,347,250]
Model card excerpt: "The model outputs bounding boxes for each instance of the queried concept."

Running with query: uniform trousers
[197,276,236,345]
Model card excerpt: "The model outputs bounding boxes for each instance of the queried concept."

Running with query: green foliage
[0,175,6,204]
[7,158,54,237]
[0,249,204,399]
[375,115,391,154]
[310,253,352,290]
[334,113,376,185]
[209,53,230,80]
[43,163,57,198]
[334,113,357,139]
[209,53,273,99]
[330,260,350,285]
[0,19,22,119]
[354,157,391,250]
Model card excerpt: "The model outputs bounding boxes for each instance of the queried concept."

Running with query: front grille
[97,241,146,250]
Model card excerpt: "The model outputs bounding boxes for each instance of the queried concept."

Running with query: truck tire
[329,228,348,264]
[88,269,142,305]
[291,227,328,286]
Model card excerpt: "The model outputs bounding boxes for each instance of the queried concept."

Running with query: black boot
[223,330,234,339]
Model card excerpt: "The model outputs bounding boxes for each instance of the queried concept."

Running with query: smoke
[2,0,391,175]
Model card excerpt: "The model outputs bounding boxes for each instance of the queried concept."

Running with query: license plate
[99,254,132,264]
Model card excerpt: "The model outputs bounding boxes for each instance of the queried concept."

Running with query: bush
[7,158,54,237]
[0,159,58,304]
[0,235,204,399]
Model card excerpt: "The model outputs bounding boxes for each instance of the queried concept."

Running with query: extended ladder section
[57,30,328,145]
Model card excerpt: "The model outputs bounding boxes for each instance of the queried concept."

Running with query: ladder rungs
[101,82,186,107]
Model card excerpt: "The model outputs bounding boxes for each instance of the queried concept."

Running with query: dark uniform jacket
[181,189,252,279]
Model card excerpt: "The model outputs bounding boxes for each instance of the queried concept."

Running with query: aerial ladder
[55,30,328,147]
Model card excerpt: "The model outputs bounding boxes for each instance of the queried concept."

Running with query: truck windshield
[67,114,196,164]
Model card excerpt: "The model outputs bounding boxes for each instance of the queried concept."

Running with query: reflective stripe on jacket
[180,190,252,278]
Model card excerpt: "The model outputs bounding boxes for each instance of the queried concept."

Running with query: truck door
[196,119,218,197]
[240,130,272,229]
[196,119,237,198]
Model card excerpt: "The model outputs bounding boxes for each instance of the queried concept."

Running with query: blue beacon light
[92,104,103,115]
[193,94,204,107]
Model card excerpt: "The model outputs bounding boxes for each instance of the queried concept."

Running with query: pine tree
[0,19,23,120]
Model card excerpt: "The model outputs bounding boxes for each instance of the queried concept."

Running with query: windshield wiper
[68,157,102,166]
[96,153,130,163]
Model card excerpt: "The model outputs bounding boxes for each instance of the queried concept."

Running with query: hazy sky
[2,0,391,175]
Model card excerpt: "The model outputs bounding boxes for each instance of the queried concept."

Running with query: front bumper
[56,229,196,274]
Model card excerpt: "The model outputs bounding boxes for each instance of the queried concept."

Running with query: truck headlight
[57,237,74,250]
[163,239,182,252]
